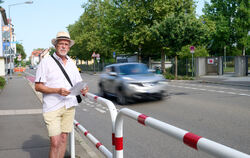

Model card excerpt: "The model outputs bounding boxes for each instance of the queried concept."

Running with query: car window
[104,67,111,73]
[111,66,116,72]
[119,64,149,75]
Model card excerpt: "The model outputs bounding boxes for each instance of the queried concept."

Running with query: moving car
[98,63,168,104]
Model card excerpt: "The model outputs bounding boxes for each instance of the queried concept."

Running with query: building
[0,7,8,76]
[30,50,43,66]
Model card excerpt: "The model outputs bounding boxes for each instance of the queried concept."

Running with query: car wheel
[99,85,106,98]
[117,90,127,105]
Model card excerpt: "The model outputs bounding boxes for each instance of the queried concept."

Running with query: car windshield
[119,64,149,75]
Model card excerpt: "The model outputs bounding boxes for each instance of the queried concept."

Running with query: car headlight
[158,81,168,85]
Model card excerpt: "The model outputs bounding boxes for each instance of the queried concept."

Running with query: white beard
[58,49,68,56]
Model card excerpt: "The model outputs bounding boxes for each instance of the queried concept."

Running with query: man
[35,31,88,158]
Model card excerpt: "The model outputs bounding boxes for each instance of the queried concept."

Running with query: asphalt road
[27,69,250,158]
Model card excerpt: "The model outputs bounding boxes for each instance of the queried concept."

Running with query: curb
[197,79,250,87]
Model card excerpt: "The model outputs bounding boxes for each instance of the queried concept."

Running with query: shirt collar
[53,52,69,61]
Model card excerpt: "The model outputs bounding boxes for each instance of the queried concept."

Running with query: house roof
[31,50,43,57]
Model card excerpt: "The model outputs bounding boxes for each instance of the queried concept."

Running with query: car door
[106,66,118,94]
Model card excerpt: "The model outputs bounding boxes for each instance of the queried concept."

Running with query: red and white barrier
[82,93,118,153]
[114,108,250,158]
[74,120,112,158]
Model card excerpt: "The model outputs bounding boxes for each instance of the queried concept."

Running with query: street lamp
[8,1,33,19]
[7,1,33,78]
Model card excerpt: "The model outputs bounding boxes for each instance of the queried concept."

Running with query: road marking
[0,109,42,116]
[168,85,250,97]
[95,108,106,113]
[82,108,88,112]
[172,82,250,92]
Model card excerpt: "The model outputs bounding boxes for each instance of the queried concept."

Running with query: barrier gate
[71,94,250,158]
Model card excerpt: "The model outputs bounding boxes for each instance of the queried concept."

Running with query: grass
[0,76,6,89]
[164,73,194,80]
[224,66,234,73]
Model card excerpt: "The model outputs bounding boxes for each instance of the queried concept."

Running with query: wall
[196,57,206,76]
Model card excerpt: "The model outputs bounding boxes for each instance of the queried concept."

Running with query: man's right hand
[58,88,71,96]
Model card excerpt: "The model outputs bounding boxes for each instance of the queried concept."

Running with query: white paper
[69,81,87,96]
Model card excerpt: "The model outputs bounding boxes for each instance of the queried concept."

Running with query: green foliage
[164,73,193,80]
[0,76,6,89]
[49,47,56,55]
[151,13,213,56]
[16,44,26,59]
[177,45,209,59]
[203,0,250,56]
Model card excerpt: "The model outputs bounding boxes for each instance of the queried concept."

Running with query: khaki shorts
[43,106,75,137]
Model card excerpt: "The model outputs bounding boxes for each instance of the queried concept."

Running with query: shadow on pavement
[22,135,50,158]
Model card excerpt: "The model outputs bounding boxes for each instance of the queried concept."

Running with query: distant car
[78,67,82,73]
[98,63,168,104]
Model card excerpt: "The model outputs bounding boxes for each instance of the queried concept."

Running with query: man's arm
[35,82,70,96]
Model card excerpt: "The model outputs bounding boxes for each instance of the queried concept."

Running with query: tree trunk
[175,56,178,79]
[161,50,165,73]
[243,46,245,56]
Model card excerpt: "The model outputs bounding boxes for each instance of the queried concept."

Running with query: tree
[151,13,213,74]
[203,0,250,56]
[16,43,26,59]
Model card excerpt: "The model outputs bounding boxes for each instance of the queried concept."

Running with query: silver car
[98,63,168,104]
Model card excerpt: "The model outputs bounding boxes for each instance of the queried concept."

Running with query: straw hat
[51,31,75,47]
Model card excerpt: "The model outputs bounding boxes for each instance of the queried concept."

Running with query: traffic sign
[92,52,96,58]
[190,46,195,53]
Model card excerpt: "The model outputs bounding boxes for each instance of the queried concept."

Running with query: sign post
[92,52,97,74]
[190,46,195,77]
[96,53,100,72]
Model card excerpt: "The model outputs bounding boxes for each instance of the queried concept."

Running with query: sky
[1,0,208,59]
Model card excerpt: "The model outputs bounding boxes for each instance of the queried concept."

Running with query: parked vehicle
[98,63,168,104]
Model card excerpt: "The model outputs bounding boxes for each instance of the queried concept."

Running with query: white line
[82,108,88,112]
[0,109,42,116]
[169,84,250,97]
[95,108,106,113]
[172,82,250,92]
[238,93,250,97]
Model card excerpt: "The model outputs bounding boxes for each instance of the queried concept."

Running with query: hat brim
[51,38,75,47]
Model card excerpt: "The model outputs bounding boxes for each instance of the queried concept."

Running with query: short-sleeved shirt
[35,53,82,113]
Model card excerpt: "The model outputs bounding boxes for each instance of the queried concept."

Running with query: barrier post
[82,93,118,155]
[70,128,75,158]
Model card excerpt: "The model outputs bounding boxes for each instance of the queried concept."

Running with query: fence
[70,94,250,158]
[71,92,118,158]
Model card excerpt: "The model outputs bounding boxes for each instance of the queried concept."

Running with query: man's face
[56,39,70,56]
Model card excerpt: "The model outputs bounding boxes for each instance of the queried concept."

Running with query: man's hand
[58,88,71,96]
[80,86,89,95]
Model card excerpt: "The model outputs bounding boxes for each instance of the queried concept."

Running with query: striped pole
[74,120,112,158]
[114,108,250,158]
[82,93,118,154]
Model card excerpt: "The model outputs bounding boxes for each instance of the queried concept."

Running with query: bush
[164,73,194,80]
[0,76,6,89]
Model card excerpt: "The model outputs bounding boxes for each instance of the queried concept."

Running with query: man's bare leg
[49,135,61,158]
[59,133,68,158]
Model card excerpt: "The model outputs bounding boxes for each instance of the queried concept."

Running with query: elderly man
[35,31,88,158]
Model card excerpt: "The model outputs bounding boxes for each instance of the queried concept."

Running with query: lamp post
[8,1,33,78]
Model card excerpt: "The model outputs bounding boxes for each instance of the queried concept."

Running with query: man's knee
[60,133,68,144]
[50,135,61,148]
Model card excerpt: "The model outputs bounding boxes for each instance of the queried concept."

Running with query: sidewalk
[197,73,250,87]
[0,73,94,158]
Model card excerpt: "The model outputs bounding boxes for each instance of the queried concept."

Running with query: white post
[70,128,75,158]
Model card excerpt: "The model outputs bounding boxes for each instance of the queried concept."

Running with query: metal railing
[71,92,118,158]
[114,108,250,158]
